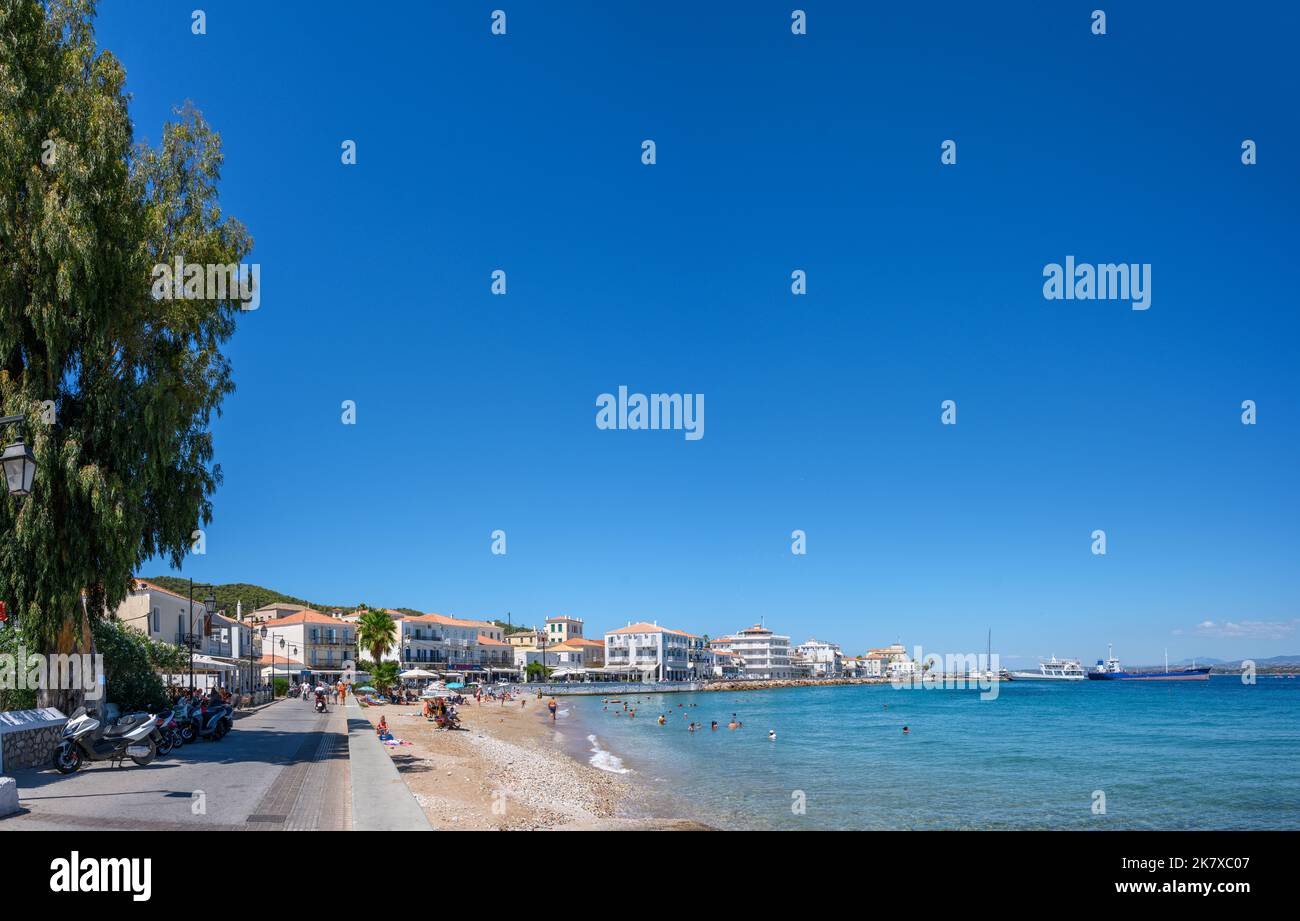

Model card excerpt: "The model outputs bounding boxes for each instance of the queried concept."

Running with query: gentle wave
[587,733,631,774]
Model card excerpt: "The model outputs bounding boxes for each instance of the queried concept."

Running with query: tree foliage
[356,609,397,665]
[90,617,183,713]
[369,659,400,695]
[0,0,250,708]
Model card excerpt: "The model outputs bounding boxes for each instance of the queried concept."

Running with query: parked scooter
[53,706,159,773]
[150,708,177,756]
[192,698,233,741]
[173,700,198,744]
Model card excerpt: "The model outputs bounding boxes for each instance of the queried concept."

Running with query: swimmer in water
[768,730,776,741]
[902,725,910,734]
[658,714,666,725]
[711,720,718,731]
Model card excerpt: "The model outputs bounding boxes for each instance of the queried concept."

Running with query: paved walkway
[346,696,431,830]
[0,696,350,831]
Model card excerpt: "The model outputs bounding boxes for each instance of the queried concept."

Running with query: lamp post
[0,415,37,499]
[186,581,217,692]
[0,416,36,640]
[260,626,269,701]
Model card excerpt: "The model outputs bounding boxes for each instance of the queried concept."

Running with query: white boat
[1010,656,1086,680]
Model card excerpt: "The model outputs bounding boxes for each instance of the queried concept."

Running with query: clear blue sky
[103,2,1299,663]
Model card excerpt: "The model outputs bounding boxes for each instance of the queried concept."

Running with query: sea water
[562,677,1300,830]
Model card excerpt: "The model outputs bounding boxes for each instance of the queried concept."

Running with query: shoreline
[355,696,706,830]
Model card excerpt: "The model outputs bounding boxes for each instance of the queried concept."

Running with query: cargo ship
[1087,645,1211,681]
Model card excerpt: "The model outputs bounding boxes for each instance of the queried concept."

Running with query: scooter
[173,700,199,743]
[149,708,177,756]
[194,699,233,740]
[314,691,327,713]
[53,706,159,773]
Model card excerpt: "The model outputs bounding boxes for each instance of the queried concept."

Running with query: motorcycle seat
[104,713,148,737]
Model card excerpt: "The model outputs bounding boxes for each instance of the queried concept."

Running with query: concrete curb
[345,696,431,831]
[0,776,18,818]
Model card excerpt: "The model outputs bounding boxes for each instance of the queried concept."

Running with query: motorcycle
[314,691,327,713]
[53,706,159,773]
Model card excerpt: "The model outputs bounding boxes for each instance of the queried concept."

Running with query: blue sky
[103,2,1299,663]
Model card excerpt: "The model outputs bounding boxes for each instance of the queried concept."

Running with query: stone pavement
[0,695,350,831]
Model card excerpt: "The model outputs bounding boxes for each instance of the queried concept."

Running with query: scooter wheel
[53,743,81,774]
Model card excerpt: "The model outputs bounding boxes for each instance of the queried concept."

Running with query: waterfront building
[795,638,843,677]
[258,609,357,684]
[712,624,793,680]
[711,648,742,678]
[603,622,695,681]
[544,615,585,644]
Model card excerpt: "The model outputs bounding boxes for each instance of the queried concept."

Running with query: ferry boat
[1010,656,1086,680]
[1086,646,1211,681]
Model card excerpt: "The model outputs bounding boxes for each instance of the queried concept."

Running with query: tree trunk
[35,615,93,715]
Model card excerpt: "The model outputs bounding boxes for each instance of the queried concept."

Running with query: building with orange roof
[603,621,707,681]
[375,612,519,680]
[115,579,262,692]
[258,607,358,683]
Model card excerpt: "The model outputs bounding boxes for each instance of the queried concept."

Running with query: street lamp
[0,415,36,498]
[260,626,270,700]
[186,580,217,691]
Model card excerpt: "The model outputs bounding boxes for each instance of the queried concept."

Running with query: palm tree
[357,609,397,665]
[371,660,401,696]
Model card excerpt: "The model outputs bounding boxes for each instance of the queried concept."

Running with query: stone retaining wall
[1,723,64,771]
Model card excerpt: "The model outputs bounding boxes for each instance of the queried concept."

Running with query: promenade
[0,697,351,831]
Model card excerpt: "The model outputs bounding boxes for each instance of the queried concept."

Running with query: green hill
[140,577,531,634]
[141,577,352,618]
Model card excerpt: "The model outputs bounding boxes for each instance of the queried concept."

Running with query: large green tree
[0,0,251,710]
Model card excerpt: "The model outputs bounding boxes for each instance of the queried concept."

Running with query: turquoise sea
[557,677,1300,830]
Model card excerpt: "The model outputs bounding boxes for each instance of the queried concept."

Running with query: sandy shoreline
[357,696,706,830]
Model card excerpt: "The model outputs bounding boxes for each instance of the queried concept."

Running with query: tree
[90,618,186,713]
[356,609,397,666]
[0,1,251,711]
[369,660,400,696]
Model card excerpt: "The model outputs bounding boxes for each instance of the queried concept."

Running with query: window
[152,607,160,632]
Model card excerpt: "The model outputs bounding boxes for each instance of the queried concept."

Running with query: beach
[357,696,705,830]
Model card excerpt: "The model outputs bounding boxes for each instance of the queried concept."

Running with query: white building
[255,608,357,684]
[603,622,695,681]
[795,638,843,677]
[712,624,793,680]
[115,579,262,692]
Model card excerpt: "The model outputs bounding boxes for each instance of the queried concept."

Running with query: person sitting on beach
[376,715,389,735]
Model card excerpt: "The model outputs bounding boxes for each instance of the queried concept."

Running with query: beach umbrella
[357,685,377,692]
[420,688,453,698]
[399,668,437,679]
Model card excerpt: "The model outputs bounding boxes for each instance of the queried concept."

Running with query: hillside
[140,576,529,634]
